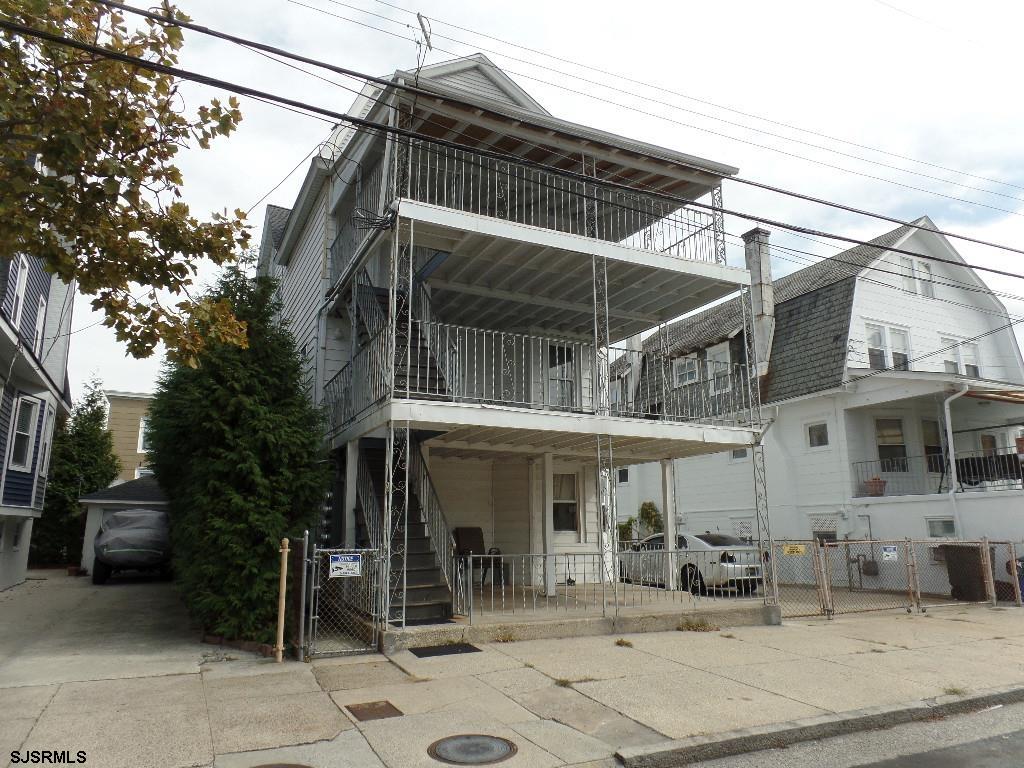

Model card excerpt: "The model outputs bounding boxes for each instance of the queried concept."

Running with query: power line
[372,0,1024,196]
[294,0,1024,219]
[87,0,1024,263]
[9,14,1024,288]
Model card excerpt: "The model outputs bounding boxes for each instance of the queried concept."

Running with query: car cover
[94,508,170,569]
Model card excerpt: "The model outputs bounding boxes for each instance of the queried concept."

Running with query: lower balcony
[324,320,757,439]
[851,449,1024,497]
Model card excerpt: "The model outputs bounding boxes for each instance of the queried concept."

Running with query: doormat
[346,700,403,721]
[409,642,481,658]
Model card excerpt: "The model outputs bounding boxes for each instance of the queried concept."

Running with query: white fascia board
[276,160,330,266]
[398,201,750,286]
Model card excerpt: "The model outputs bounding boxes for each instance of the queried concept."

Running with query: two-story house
[104,390,154,482]
[617,218,1024,548]
[0,251,75,589]
[258,54,766,630]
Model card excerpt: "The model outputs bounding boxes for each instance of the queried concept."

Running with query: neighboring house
[78,475,167,576]
[618,218,1024,546]
[105,390,154,482]
[258,53,762,625]
[0,251,75,590]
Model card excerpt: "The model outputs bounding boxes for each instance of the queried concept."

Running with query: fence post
[468,555,474,625]
[1009,542,1023,608]
[298,530,309,661]
[981,537,997,607]
[275,537,290,663]
[908,540,923,612]
[812,539,832,617]
[902,539,916,614]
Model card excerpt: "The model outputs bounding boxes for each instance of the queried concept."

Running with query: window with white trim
[134,467,155,479]
[897,257,936,297]
[918,262,935,298]
[9,397,39,472]
[706,342,731,393]
[729,447,748,462]
[807,422,829,448]
[927,518,956,538]
[138,417,152,453]
[940,337,982,378]
[38,406,54,478]
[617,467,628,484]
[9,256,29,328]
[552,473,579,532]
[864,323,911,370]
[672,355,698,387]
[899,257,916,293]
[875,418,908,472]
[33,297,46,356]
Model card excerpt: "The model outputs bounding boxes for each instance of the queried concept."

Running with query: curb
[615,684,1024,767]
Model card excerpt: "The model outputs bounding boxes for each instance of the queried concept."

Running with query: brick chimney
[742,227,775,378]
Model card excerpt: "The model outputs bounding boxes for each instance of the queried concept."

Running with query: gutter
[943,384,970,535]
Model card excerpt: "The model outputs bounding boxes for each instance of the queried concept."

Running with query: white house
[617,219,1024,546]
[258,54,767,627]
[0,249,75,589]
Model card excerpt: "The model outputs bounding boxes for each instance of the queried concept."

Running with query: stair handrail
[356,453,384,551]
[409,442,457,591]
[410,279,460,397]
[355,268,386,341]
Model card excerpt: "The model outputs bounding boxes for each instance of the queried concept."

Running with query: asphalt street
[699,702,1024,768]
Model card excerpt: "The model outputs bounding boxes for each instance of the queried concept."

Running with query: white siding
[277,186,328,396]
[492,461,530,555]
[39,275,74,388]
[430,457,494,546]
[433,69,513,105]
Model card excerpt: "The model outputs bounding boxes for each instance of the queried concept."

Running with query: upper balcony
[329,136,729,290]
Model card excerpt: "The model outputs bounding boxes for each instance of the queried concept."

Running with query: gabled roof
[79,475,167,505]
[397,53,550,116]
[649,219,922,403]
[266,204,291,249]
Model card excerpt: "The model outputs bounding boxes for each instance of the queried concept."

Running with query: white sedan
[621,532,763,594]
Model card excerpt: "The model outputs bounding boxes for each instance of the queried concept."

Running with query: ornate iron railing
[356,453,383,551]
[852,448,1024,497]
[329,156,386,283]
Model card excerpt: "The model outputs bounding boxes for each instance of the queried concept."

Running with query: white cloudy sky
[68,0,1024,396]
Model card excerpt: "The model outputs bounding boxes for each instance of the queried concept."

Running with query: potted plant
[864,476,887,497]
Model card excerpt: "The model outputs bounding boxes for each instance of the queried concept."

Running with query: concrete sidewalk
[4,573,1024,768]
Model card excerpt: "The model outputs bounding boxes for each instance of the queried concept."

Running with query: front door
[547,343,577,409]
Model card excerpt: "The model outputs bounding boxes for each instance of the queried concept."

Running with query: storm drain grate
[409,643,481,658]
[428,735,517,765]
[346,700,403,721]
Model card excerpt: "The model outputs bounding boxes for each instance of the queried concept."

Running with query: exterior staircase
[359,437,452,624]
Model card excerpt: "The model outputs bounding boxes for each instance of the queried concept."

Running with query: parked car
[621,532,763,594]
[92,508,171,584]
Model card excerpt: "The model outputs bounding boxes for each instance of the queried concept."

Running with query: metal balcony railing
[326,317,756,433]
[852,448,1024,497]
[329,156,386,283]
[396,137,721,264]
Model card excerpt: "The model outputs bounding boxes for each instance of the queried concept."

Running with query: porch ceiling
[405,217,744,342]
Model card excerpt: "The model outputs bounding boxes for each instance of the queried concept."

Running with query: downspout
[943,384,970,536]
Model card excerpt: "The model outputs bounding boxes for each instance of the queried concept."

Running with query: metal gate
[304,543,382,657]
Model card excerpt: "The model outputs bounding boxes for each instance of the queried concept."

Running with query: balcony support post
[344,440,358,549]
[661,459,678,591]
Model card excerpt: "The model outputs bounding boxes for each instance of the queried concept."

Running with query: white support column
[542,452,556,594]
[662,459,678,591]
[344,441,358,548]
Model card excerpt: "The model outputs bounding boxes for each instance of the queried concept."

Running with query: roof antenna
[417,13,432,51]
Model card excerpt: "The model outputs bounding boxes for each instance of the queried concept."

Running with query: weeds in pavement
[720,633,736,639]
[677,617,720,632]
[615,638,633,648]
[943,686,967,696]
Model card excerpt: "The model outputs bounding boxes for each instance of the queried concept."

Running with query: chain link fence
[773,541,829,618]
[822,540,915,616]
[306,547,381,657]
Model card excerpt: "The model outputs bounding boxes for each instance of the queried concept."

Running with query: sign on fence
[782,544,807,556]
[329,553,361,578]
[881,545,899,562]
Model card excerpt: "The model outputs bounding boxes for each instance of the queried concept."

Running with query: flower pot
[864,477,887,497]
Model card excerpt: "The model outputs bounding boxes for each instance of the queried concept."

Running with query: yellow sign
[782,544,807,556]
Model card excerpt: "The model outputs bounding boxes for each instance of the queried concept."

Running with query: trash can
[938,544,987,602]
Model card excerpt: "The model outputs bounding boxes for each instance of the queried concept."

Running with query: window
[865,323,911,370]
[706,342,731,393]
[32,297,46,356]
[547,344,576,409]
[38,407,54,478]
[890,329,910,371]
[899,257,917,293]
[730,447,748,462]
[922,419,944,473]
[807,422,829,448]
[617,467,629,484]
[980,434,998,457]
[138,417,152,453]
[918,262,935,298]
[134,467,155,479]
[9,397,39,472]
[866,324,887,369]
[696,533,745,547]
[552,473,578,532]
[672,355,698,387]
[940,337,982,378]
[927,518,956,538]
[876,418,908,472]
[814,530,838,545]
[9,256,28,327]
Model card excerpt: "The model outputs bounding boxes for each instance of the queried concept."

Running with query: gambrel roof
[649,219,922,403]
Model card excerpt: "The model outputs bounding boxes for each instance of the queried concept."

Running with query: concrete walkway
[4,572,1024,768]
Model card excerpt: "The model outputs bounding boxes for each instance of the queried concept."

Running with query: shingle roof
[265,205,291,249]
[645,219,920,403]
[79,476,167,504]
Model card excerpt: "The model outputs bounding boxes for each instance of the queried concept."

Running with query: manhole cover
[250,764,314,768]
[428,735,518,765]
